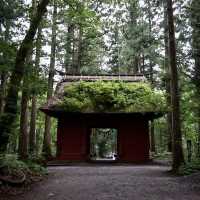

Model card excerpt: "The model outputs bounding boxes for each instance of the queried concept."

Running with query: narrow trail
[4,165,200,200]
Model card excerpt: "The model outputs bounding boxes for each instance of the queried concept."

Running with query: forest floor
[2,163,200,200]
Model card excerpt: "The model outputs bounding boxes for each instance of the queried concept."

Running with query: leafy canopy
[56,81,166,113]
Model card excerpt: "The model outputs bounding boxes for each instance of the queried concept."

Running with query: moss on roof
[55,81,167,113]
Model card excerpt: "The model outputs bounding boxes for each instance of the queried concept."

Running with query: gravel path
[6,165,200,200]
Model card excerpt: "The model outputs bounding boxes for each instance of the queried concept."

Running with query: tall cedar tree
[167,0,184,172]
[19,78,29,159]
[0,0,50,152]
[29,23,43,155]
[43,0,57,159]
[146,0,156,153]
[191,0,200,156]
[164,1,172,152]
[19,0,37,160]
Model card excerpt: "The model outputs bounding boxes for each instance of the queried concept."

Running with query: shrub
[0,154,47,178]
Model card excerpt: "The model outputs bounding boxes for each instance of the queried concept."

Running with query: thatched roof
[40,76,166,119]
[42,75,147,109]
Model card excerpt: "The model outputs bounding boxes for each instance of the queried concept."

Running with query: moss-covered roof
[50,81,166,113]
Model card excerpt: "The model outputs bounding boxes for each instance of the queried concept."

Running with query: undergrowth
[179,159,200,175]
[0,154,47,183]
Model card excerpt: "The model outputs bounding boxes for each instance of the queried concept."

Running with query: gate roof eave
[40,107,165,120]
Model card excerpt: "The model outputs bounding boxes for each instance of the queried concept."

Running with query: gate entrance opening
[90,128,118,161]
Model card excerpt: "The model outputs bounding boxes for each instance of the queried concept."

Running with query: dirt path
[5,165,200,200]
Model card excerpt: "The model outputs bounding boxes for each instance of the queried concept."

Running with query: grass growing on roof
[56,81,166,113]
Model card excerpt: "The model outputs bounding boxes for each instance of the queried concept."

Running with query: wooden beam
[64,75,146,82]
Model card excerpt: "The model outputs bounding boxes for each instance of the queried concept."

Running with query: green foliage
[0,41,16,72]
[56,81,167,113]
[0,154,47,175]
[153,151,172,160]
[179,159,200,175]
[154,117,168,153]
[61,0,105,74]
[91,128,117,158]
[24,160,47,174]
[0,154,28,171]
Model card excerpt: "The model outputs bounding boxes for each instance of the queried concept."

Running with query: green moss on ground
[56,81,167,113]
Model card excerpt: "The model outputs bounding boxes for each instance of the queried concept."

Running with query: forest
[0,0,200,190]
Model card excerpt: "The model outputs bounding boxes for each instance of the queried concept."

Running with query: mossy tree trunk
[167,0,184,172]
[0,0,50,152]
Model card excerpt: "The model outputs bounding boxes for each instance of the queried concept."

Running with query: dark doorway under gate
[90,128,118,161]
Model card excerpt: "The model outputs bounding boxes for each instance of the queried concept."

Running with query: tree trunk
[65,24,74,73]
[164,1,172,152]
[75,2,84,74]
[76,25,83,74]
[29,20,43,155]
[0,0,50,152]
[19,42,34,159]
[191,0,200,157]
[150,120,156,153]
[43,115,52,158]
[196,106,200,156]
[18,84,29,160]
[19,0,42,158]
[43,0,57,159]
[198,110,200,156]
[29,95,37,154]
[0,72,7,114]
[146,0,156,153]
[72,27,76,75]
[167,0,184,172]
[129,1,139,74]
[0,19,11,114]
